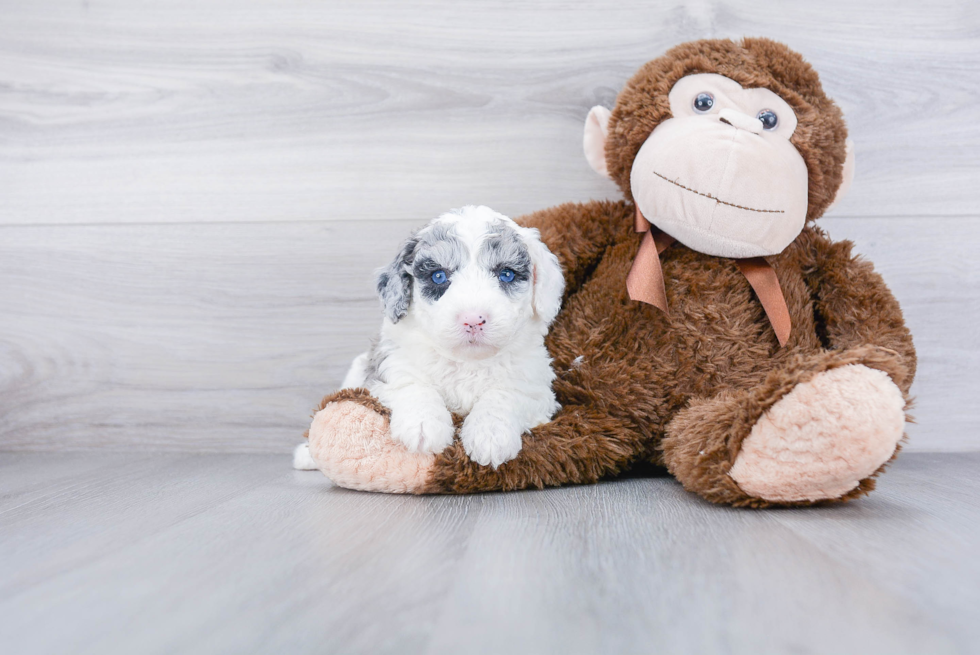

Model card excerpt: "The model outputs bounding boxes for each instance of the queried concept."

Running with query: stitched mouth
[652,171,784,214]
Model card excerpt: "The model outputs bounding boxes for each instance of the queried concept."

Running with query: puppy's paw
[292,442,318,470]
[389,405,456,454]
[460,416,523,468]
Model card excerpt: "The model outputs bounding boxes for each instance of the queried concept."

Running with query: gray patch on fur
[478,221,532,295]
[413,222,468,303]
[376,235,419,323]
[362,337,390,385]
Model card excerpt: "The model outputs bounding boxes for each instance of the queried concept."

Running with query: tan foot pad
[307,400,434,494]
[730,364,906,502]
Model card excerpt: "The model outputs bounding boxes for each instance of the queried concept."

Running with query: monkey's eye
[757,109,778,131]
[693,92,714,113]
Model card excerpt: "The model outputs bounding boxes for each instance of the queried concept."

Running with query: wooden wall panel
[1,1,977,451]
[0,217,975,452]
[0,221,397,452]
[1,1,978,225]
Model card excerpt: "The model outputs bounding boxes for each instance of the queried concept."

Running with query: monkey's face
[585,54,855,259]
[629,74,808,258]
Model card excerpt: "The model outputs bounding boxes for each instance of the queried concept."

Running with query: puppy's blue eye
[431,270,447,285]
[498,269,515,283]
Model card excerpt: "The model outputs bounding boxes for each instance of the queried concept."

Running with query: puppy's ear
[522,227,565,325]
[376,236,418,323]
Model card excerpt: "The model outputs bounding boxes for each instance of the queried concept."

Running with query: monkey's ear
[827,139,856,212]
[583,105,612,178]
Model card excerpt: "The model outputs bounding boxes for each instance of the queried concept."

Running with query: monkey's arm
[306,391,652,495]
[517,199,632,298]
[429,404,648,492]
[799,228,917,393]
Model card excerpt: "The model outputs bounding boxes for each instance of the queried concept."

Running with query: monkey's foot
[729,364,906,502]
[306,389,435,494]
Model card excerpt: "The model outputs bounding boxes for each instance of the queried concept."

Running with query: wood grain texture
[0,452,976,654]
[0,220,399,452]
[1,1,978,225]
[0,1,977,453]
[0,217,976,453]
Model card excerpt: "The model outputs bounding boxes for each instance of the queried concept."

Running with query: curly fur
[345,206,564,468]
[418,201,915,505]
[304,39,916,507]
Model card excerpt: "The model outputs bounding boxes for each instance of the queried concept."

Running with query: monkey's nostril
[717,108,764,134]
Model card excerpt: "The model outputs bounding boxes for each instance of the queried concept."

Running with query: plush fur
[304,38,916,508]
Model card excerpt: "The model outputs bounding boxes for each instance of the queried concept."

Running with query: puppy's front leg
[383,385,456,455]
[460,390,537,469]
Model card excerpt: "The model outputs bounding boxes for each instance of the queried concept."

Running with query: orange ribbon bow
[626,206,792,347]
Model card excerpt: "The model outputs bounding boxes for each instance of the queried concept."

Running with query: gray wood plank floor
[1,452,977,655]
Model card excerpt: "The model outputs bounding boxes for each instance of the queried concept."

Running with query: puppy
[295,205,564,470]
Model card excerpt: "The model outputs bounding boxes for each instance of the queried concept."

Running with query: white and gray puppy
[296,205,565,470]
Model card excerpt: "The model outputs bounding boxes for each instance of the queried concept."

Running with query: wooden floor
[1,452,977,655]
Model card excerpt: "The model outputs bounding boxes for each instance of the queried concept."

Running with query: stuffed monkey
[304,38,915,507]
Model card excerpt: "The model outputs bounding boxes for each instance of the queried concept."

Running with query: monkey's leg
[660,345,911,508]
[305,389,648,494]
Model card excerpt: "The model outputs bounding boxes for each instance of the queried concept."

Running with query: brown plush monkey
[304,38,915,507]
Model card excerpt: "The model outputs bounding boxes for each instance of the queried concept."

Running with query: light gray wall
[1,1,978,452]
